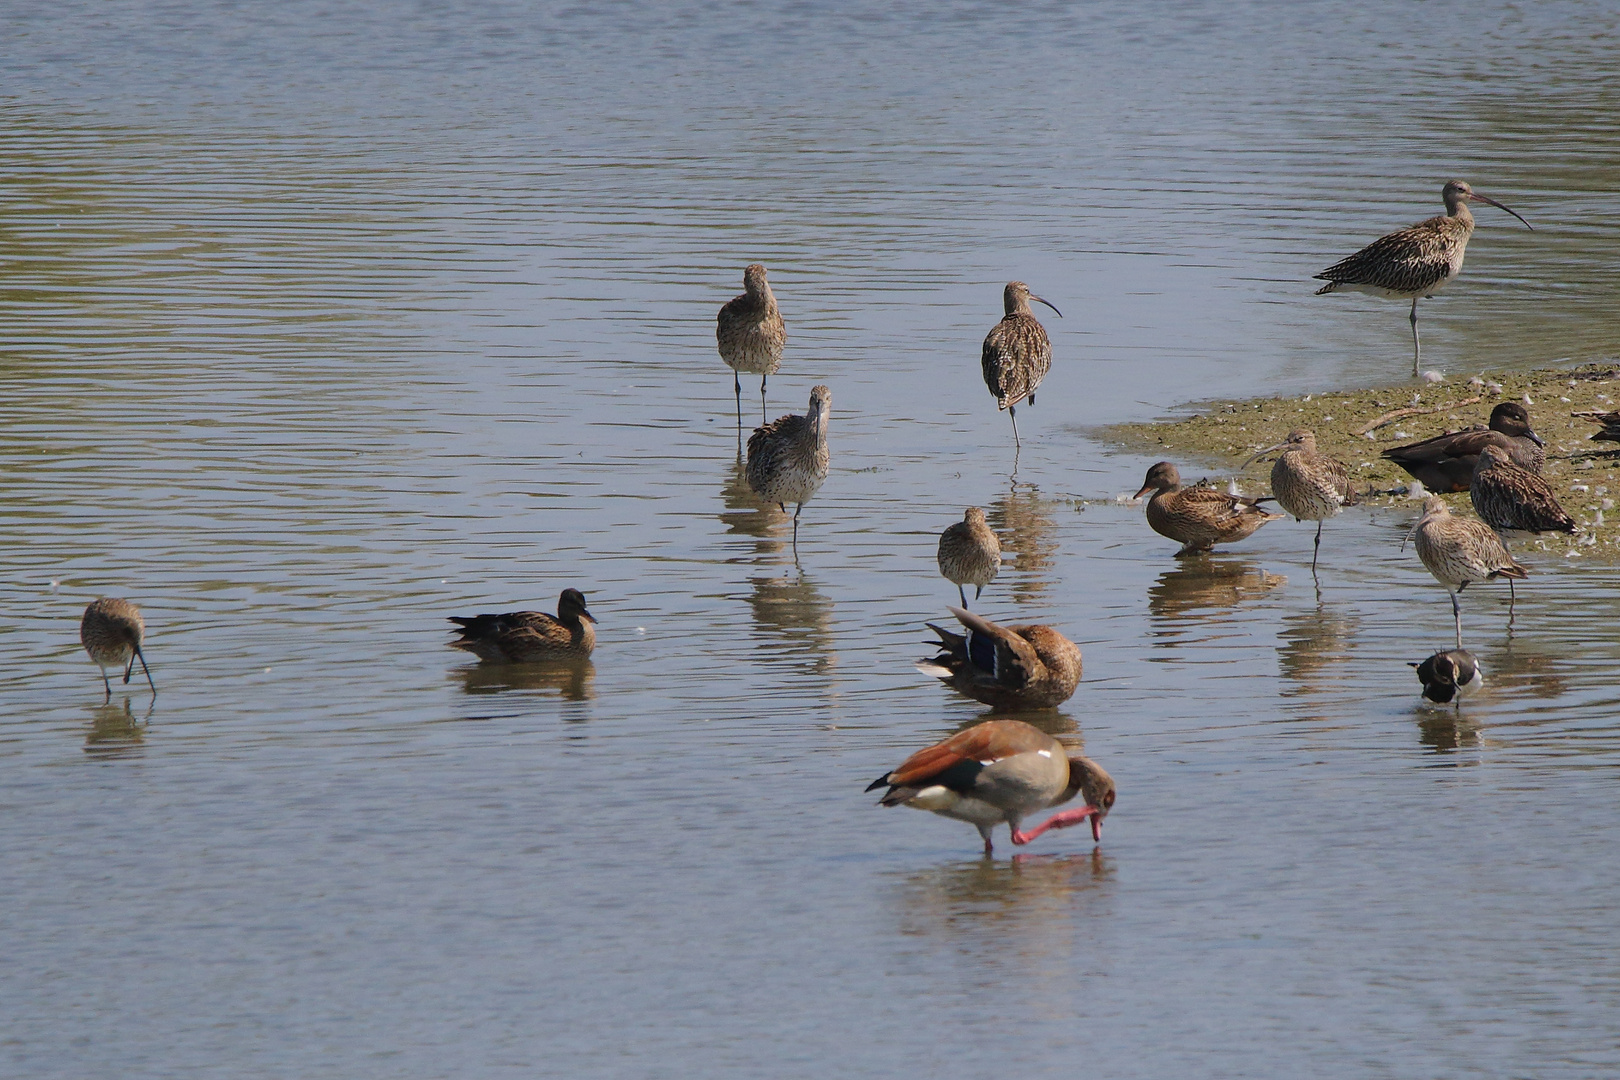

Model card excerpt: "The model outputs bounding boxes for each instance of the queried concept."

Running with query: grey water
[4,2,1620,1077]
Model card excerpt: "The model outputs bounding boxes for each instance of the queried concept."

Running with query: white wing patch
[1037,749,1053,758]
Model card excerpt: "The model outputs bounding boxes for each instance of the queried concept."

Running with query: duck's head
[558,588,597,624]
[1134,461,1182,500]
[1488,402,1543,446]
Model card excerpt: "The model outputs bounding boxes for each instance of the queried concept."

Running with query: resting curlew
[747,384,831,551]
[80,598,155,699]
[981,281,1060,449]
[1382,401,1545,492]
[936,507,1001,607]
[1470,444,1576,536]
[1244,428,1358,572]
[1411,495,1527,648]
[1314,180,1531,376]
[449,588,597,662]
[717,263,786,427]
[1134,461,1284,556]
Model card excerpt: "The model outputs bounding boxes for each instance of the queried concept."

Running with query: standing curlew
[866,719,1115,855]
[916,605,1082,711]
[1382,401,1545,492]
[1470,443,1576,536]
[747,384,831,551]
[1411,649,1484,707]
[1314,180,1531,376]
[1134,461,1284,556]
[936,507,1001,607]
[80,598,155,699]
[717,263,786,427]
[1244,428,1358,572]
[981,281,1060,449]
[449,588,597,662]
[1411,495,1527,648]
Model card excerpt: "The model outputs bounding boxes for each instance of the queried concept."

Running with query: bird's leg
[122,654,135,684]
[958,584,968,607]
[974,584,984,601]
[1450,590,1463,650]
[1410,298,1421,377]
[98,664,111,701]
[1012,805,1099,845]
[978,826,994,857]
[1008,404,1021,449]
[792,503,802,551]
[134,645,156,695]
[760,374,768,426]
[1312,520,1323,572]
[734,372,743,428]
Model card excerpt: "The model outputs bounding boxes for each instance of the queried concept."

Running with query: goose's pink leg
[1010,805,1101,845]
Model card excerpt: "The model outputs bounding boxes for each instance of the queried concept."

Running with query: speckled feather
[1136,462,1283,555]
[1266,429,1358,522]
[450,589,596,662]
[80,597,145,670]
[981,283,1053,410]
[1314,211,1472,297]
[1470,444,1576,534]
[1413,496,1527,591]
[937,507,1001,599]
[717,264,785,377]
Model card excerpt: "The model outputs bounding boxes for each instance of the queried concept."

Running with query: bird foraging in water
[1410,495,1527,648]
[449,588,597,662]
[1470,444,1576,535]
[1411,649,1484,707]
[981,281,1060,449]
[1134,461,1284,556]
[1314,180,1531,376]
[916,605,1081,711]
[937,507,1001,607]
[717,263,786,427]
[866,719,1115,855]
[80,598,155,699]
[747,384,831,552]
[1243,428,1358,572]
[1381,401,1545,492]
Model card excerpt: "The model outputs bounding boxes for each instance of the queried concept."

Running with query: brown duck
[1382,401,1545,493]
[1134,461,1283,556]
[917,606,1081,711]
[449,588,597,662]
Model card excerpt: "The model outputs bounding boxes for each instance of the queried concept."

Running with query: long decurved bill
[1242,440,1290,469]
[1032,296,1062,318]
[1468,192,1533,231]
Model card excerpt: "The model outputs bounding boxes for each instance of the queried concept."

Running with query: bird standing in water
[1410,496,1526,648]
[936,507,1001,607]
[981,281,1060,449]
[80,598,155,700]
[747,384,832,552]
[717,263,787,428]
[1314,180,1531,376]
[1244,428,1358,572]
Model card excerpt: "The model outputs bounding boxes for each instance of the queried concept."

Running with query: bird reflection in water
[1414,703,1483,754]
[83,698,148,758]
[1147,557,1284,644]
[986,484,1058,606]
[454,659,595,701]
[1276,603,1361,698]
[748,569,836,677]
[719,452,785,551]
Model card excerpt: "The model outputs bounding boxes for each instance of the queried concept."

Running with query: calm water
[4,2,1620,1077]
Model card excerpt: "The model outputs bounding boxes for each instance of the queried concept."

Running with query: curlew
[80,598,155,699]
[1470,443,1576,536]
[746,384,831,551]
[1134,461,1283,556]
[1575,409,1620,443]
[1244,428,1358,572]
[866,719,1115,855]
[936,507,1001,607]
[1314,180,1531,376]
[717,263,786,427]
[1411,495,1527,648]
[1411,649,1484,707]
[449,588,597,662]
[916,605,1081,711]
[1382,401,1545,492]
[981,281,1060,449]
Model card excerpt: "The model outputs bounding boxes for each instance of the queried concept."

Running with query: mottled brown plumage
[449,588,597,662]
[1412,495,1527,648]
[717,263,786,426]
[746,384,831,550]
[936,506,1001,607]
[1134,461,1283,556]
[981,281,1060,448]
[916,606,1081,711]
[1470,444,1576,535]
[80,597,155,699]
[1382,401,1545,492]
[866,719,1116,854]
[1244,428,1358,571]
[1578,410,1620,443]
[1314,180,1531,375]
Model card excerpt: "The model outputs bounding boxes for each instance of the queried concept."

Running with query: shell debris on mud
[1099,363,1620,561]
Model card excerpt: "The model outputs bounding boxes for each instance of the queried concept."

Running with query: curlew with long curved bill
[1244,428,1358,572]
[449,588,597,662]
[1470,444,1576,536]
[936,507,1001,607]
[1314,180,1531,376]
[80,598,155,700]
[1410,495,1527,648]
[981,281,1060,449]
[1382,401,1545,492]
[717,263,786,427]
[866,719,1115,855]
[1134,461,1284,556]
[747,384,831,551]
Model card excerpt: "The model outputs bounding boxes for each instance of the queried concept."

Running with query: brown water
[4,2,1620,1077]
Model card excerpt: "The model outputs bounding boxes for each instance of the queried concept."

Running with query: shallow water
[4,2,1620,1077]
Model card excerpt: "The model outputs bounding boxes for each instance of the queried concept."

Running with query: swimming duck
[1134,461,1283,556]
[1410,649,1484,706]
[449,588,597,662]
[916,605,1081,711]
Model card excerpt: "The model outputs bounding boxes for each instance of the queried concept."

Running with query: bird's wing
[949,605,1043,687]
[878,720,1050,790]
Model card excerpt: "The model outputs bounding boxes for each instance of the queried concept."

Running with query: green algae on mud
[1100,363,1620,562]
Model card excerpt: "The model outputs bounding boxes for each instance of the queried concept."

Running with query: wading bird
[717,263,786,427]
[1134,462,1283,556]
[747,384,832,551]
[936,507,1001,607]
[80,598,155,699]
[981,281,1060,449]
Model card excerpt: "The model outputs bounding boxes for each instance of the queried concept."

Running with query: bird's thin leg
[122,654,135,684]
[1450,590,1463,650]
[1508,577,1517,630]
[1312,520,1323,573]
[1410,298,1421,377]
[1008,404,1021,449]
[974,584,984,601]
[979,826,994,857]
[734,372,743,428]
[958,584,968,607]
[760,374,768,426]
[134,645,155,696]
[98,664,111,701]
[792,503,802,551]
